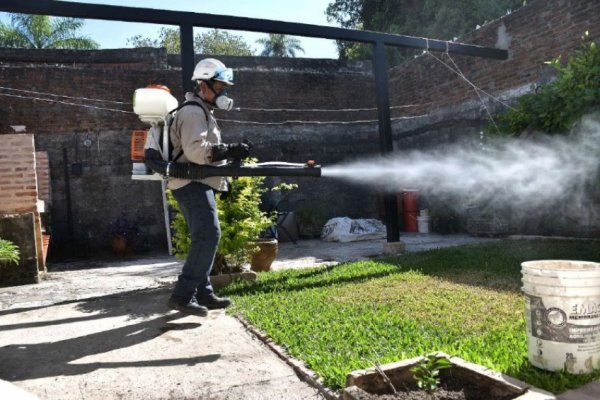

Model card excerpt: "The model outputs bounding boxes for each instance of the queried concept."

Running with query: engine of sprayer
[130,85,178,181]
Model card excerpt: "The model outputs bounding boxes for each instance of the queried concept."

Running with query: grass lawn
[221,238,600,394]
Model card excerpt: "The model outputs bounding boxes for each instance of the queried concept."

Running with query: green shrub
[0,238,20,265]
[491,32,599,136]
[410,354,452,394]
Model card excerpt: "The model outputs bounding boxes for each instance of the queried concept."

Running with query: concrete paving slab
[0,287,325,400]
[557,380,600,400]
[271,233,495,270]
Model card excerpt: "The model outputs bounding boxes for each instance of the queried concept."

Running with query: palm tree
[256,34,304,57]
[0,13,98,49]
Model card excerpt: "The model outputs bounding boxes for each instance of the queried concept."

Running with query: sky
[0,0,340,59]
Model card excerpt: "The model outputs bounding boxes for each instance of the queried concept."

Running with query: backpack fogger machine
[130,85,321,181]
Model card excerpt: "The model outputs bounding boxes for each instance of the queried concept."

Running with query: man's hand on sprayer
[228,140,252,159]
[211,139,252,162]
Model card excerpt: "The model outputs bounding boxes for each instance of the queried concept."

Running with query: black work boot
[196,293,232,310]
[167,295,209,316]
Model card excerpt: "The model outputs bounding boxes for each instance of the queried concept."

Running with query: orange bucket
[402,190,419,232]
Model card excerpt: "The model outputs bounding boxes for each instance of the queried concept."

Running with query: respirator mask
[207,67,234,111]
[213,90,234,111]
[204,81,234,111]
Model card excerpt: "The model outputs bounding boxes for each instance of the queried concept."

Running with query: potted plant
[106,212,143,256]
[249,181,298,272]
[248,235,278,272]
[214,170,275,274]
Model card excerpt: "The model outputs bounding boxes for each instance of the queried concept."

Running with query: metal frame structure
[0,0,508,242]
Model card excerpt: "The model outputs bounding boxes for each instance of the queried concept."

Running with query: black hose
[144,149,321,178]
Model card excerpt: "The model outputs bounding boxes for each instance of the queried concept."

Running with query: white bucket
[417,216,430,234]
[521,260,600,374]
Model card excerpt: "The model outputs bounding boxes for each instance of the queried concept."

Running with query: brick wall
[387,0,600,236]
[0,0,597,259]
[0,48,379,259]
[0,52,374,134]
[0,134,38,213]
[35,151,51,206]
[389,0,600,117]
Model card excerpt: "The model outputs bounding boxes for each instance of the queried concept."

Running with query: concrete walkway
[0,234,596,399]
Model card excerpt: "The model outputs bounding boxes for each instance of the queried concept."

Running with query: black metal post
[372,41,400,242]
[179,23,195,95]
[61,148,74,237]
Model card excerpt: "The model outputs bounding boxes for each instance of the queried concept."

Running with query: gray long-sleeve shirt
[167,92,228,191]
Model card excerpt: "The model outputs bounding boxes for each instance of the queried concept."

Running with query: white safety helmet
[191,58,234,85]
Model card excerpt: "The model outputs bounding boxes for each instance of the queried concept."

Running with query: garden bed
[344,353,554,400]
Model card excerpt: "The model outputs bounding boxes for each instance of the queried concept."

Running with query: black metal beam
[179,23,195,94]
[0,0,508,60]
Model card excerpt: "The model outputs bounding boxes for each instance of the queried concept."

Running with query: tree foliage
[326,0,524,63]
[197,29,253,56]
[0,13,98,49]
[491,32,600,136]
[256,34,305,57]
[127,27,252,56]
[127,27,181,54]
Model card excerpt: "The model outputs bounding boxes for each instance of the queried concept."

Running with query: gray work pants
[171,182,220,299]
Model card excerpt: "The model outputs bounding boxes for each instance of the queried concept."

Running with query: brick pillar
[0,134,45,283]
[35,151,51,268]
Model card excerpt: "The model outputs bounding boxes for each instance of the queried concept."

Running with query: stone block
[0,213,39,287]
[383,241,406,255]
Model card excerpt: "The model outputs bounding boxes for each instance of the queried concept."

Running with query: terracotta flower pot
[250,238,278,272]
[111,234,128,255]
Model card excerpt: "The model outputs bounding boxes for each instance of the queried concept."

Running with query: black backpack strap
[168,101,210,162]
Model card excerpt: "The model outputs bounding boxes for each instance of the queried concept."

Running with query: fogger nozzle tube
[144,150,321,179]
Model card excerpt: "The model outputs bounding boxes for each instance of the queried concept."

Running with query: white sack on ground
[321,217,386,242]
